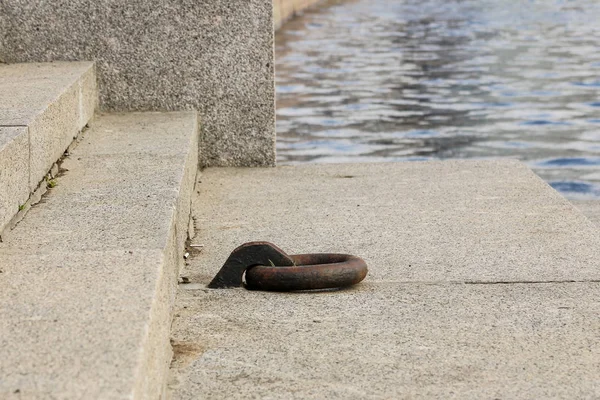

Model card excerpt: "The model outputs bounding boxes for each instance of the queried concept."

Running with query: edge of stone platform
[133,113,200,399]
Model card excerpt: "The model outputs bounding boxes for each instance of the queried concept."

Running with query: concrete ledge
[0,61,97,232]
[571,200,600,227]
[184,160,600,284]
[172,282,600,399]
[0,112,198,399]
[169,160,600,398]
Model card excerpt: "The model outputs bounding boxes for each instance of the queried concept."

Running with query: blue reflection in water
[276,0,600,199]
[572,81,600,87]
[550,181,600,197]
[538,158,600,167]
[520,120,571,126]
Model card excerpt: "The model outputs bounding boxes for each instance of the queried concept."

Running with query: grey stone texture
[181,160,600,284]
[0,127,29,232]
[0,61,97,233]
[172,282,600,399]
[169,160,600,398]
[0,112,199,399]
[0,0,275,167]
[572,200,600,227]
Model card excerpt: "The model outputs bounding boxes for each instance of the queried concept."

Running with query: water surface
[276,0,600,199]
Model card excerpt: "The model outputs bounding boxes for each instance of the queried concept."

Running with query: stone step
[0,61,97,234]
[0,112,199,399]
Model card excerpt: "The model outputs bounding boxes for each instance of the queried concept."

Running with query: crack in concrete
[464,279,600,285]
[370,279,600,286]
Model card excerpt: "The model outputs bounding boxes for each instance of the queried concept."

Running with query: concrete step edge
[0,111,199,399]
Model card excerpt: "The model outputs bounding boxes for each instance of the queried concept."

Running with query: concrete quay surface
[0,112,198,399]
[572,200,600,227]
[169,160,600,399]
[0,61,97,233]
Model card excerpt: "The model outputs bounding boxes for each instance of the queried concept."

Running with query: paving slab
[0,112,198,399]
[571,200,600,227]
[185,160,600,284]
[0,61,97,232]
[170,282,600,399]
[169,160,600,399]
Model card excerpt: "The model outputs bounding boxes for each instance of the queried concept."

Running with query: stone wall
[274,0,324,30]
[0,0,274,167]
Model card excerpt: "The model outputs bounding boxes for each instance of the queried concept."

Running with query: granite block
[0,111,199,399]
[0,127,29,233]
[0,0,275,167]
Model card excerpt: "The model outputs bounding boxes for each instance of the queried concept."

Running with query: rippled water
[275,0,600,199]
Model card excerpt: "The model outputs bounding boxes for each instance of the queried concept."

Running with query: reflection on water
[275,0,600,199]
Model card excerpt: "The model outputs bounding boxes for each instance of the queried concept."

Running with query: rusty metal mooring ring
[207,242,368,291]
[246,253,367,291]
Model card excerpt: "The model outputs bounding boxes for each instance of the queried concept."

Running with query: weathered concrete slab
[0,127,29,231]
[170,282,600,399]
[0,1,275,167]
[184,161,600,284]
[0,62,97,233]
[0,112,198,399]
[572,200,600,227]
[169,160,600,398]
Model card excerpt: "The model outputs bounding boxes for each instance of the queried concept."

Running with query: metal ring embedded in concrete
[245,253,368,291]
